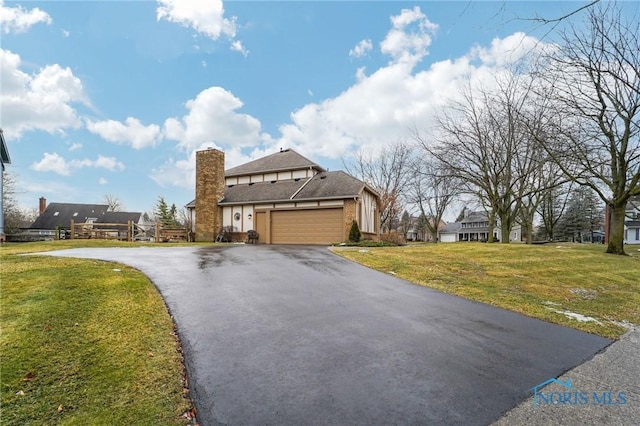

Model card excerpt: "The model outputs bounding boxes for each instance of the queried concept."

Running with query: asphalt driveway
[41,245,611,425]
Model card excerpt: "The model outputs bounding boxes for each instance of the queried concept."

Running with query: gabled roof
[627,195,640,211]
[224,149,325,177]
[439,222,461,234]
[220,179,305,204]
[31,203,110,230]
[218,171,373,205]
[98,211,142,225]
[294,171,366,200]
[1,129,10,169]
[93,211,142,231]
[461,211,489,223]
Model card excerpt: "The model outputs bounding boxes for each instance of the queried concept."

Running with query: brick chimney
[195,148,225,242]
[39,197,47,215]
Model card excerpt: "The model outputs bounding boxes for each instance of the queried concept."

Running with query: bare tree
[535,181,573,241]
[409,158,460,242]
[344,141,414,233]
[2,172,37,234]
[103,194,123,212]
[530,3,640,254]
[416,72,546,243]
[524,0,601,25]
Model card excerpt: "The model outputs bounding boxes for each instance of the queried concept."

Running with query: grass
[0,241,193,425]
[334,242,640,339]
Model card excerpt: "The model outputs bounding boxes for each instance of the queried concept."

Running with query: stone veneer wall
[195,148,225,242]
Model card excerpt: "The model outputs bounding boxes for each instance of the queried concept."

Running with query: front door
[255,212,266,243]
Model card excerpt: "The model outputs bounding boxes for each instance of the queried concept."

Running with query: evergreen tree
[556,187,604,242]
[348,220,361,243]
[154,196,177,227]
[455,207,467,222]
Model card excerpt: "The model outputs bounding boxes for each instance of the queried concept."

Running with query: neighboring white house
[438,211,521,243]
[624,197,640,244]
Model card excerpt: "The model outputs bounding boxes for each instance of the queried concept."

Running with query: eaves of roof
[0,128,10,166]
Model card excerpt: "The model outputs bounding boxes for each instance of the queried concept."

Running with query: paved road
[41,245,611,425]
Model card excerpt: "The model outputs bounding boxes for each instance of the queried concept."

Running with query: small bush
[349,220,361,243]
[381,231,407,246]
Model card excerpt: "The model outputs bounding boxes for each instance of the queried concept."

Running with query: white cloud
[62,29,70,37]
[0,49,87,138]
[98,177,108,185]
[230,40,249,57]
[81,155,125,172]
[157,0,246,55]
[380,6,438,64]
[470,32,541,68]
[152,86,268,188]
[0,0,51,34]
[69,142,83,151]
[349,39,373,58]
[86,117,162,149]
[273,8,544,162]
[162,86,264,152]
[149,144,265,190]
[152,8,548,192]
[31,153,71,176]
[31,153,125,176]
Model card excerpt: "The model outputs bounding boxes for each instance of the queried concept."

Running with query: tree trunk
[487,214,495,243]
[501,223,511,244]
[500,213,511,244]
[607,203,627,255]
[525,223,533,244]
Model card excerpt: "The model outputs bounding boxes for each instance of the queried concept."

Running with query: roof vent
[320,175,327,179]
[270,180,277,184]
[228,184,235,188]
[294,178,300,182]
[249,182,255,186]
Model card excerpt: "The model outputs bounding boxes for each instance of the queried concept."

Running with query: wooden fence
[70,220,190,242]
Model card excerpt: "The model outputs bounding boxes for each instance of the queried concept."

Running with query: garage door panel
[271,209,343,244]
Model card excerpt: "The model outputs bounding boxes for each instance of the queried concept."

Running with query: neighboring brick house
[624,196,640,244]
[187,148,381,244]
[438,210,521,243]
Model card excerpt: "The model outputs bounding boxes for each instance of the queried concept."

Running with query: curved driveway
[42,245,611,425]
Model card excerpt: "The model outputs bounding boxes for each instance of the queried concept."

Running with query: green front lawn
[1,241,192,425]
[334,243,640,339]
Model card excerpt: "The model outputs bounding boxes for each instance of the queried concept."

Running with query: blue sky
[2,1,634,216]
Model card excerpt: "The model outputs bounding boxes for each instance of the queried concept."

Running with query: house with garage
[187,148,380,244]
[624,196,640,245]
[438,210,521,243]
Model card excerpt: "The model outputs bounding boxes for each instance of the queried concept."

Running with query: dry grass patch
[334,243,640,339]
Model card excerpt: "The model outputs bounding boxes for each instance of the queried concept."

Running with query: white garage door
[440,234,457,243]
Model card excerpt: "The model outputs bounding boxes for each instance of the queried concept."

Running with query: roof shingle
[293,171,365,200]
[219,171,371,205]
[30,203,110,230]
[224,149,324,177]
